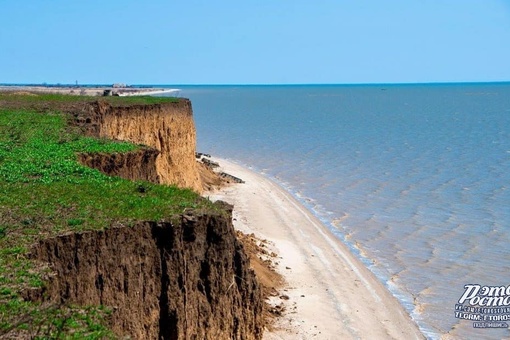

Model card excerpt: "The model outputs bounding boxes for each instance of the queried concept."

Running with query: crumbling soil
[235,231,285,331]
[27,206,264,340]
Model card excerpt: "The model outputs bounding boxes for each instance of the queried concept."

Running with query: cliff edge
[28,205,263,340]
[0,93,263,339]
[74,99,203,192]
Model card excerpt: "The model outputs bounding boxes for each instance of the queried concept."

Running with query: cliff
[28,204,263,340]
[72,100,263,338]
[0,94,263,339]
[74,99,204,192]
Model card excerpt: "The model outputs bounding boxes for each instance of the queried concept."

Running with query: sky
[1,0,509,85]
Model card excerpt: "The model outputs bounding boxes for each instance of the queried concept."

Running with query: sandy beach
[0,85,179,97]
[206,158,424,339]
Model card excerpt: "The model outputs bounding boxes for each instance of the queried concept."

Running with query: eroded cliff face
[74,100,203,192]
[28,203,263,340]
[77,147,160,183]
[2,96,263,339]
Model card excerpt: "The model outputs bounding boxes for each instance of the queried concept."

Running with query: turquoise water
[164,84,510,339]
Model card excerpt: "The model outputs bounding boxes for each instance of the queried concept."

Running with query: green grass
[0,106,210,338]
[0,302,115,339]
[0,92,179,106]
[0,109,138,184]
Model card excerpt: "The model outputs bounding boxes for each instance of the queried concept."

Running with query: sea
[160,83,510,339]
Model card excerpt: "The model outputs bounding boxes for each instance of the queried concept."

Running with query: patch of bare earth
[236,231,286,332]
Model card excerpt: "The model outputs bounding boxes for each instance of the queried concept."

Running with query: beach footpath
[205,158,424,339]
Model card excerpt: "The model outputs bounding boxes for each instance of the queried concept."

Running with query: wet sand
[205,158,424,339]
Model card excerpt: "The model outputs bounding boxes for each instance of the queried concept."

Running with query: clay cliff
[1,96,264,339]
[73,99,203,192]
[28,204,263,340]
[72,100,262,338]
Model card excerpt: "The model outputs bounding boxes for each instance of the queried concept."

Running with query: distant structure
[113,83,128,88]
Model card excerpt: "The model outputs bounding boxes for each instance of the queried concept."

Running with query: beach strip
[0,85,180,97]
[206,158,424,339]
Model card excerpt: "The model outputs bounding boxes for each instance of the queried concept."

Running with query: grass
[0,302,115,339]
[0,99,210,338]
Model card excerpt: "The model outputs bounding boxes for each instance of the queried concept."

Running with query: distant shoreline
[0,85,180,97]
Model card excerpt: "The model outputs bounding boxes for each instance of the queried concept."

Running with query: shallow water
[162,83,510,339]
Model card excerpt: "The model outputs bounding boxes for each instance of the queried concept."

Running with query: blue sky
[1,1,509,84]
